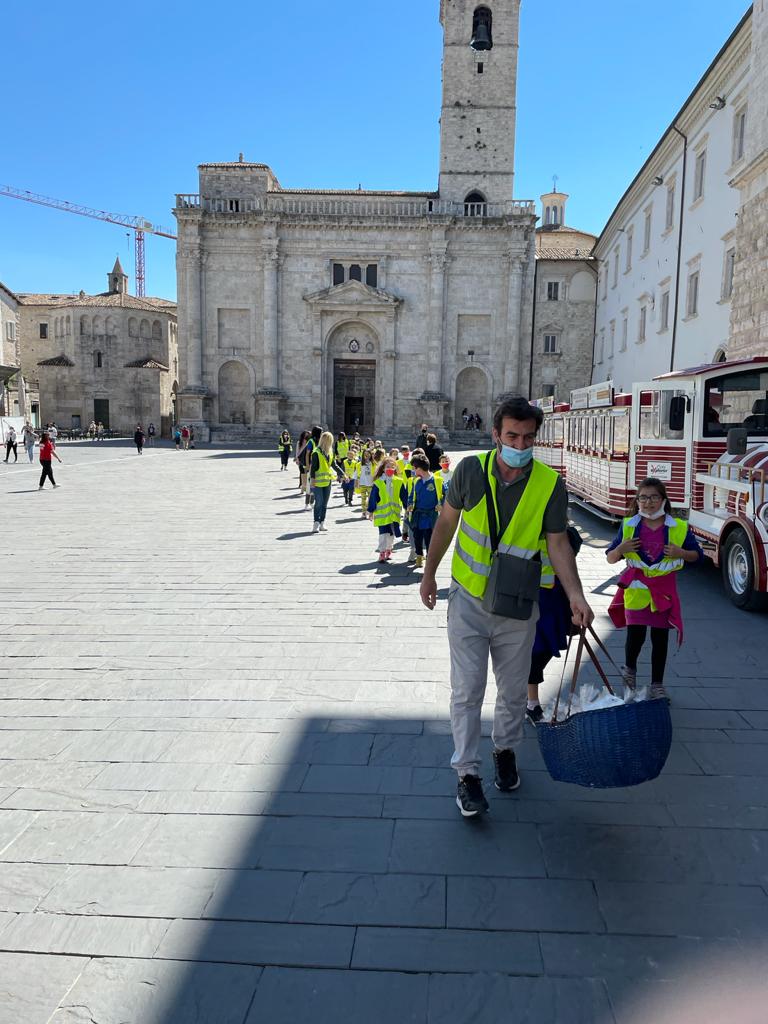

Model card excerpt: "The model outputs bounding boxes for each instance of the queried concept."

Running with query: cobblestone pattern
[0,443,767,1023]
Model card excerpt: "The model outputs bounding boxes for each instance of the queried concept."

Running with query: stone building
[592,9,752,391]
[16,259,178,433]
[1,281,22,421]
[729,0,768,358]
[175,0,538,441]
[530,190,596,403]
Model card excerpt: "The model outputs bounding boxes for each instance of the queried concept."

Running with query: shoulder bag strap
[482,451,499,554]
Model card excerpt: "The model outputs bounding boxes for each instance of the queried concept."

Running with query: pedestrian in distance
[22,422,36,463]
[310,430,340,533]
[88,420,97,441]
[38,431,61,489]
[295,430,311,492]
[147,422,156,446]
[97,421,105,441]
[424,432,443,472]
[173,426,182,450]
[181,425,190,450]
[474,411,483,432]
[134,424,145,455]
[49,423,58,448]
[414,423,430,452]
[407,453,442,569]
[461,407,469,429]
[189,425,195,449]
[4,425,18,463]
[278,430,292,471]
[606,477,704,701]
[419,395,594,818]
[368,456,407,562]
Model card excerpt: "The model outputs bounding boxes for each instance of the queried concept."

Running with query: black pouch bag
[479,452,542,620]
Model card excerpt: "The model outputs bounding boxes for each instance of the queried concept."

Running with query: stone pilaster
[502,253,525,393]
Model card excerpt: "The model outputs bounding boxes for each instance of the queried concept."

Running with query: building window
[660,290,670,332]
[624,228,633,273]
[464,191,487,216]
[608,320,615,357]
[621,315,628,351]
[638,305,647,343]
[665,183,676,230]
[693,150,706,201]
[546,281,560,301]
[477,62,484,74]
[39,323,48,339]
[686,271,700,318]
[543,333,558,353]
[94,351,103,368]
[723,248,736,300]
[332,263,345,285]
[349,264,362,282]
[597,328,605,363]
[228,199,240,212]
[366,264,378,288]
[5,321,16,341]
[471,6,493,50]
[643,208,652,254]
[612,248,619,288]
[733,108,747,163]
[601,267,608,299]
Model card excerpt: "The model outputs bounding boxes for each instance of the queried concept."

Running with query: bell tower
[438,0,520,206]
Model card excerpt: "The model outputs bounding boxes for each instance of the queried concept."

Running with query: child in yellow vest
[606,477,703,700]
[368,458,407,562]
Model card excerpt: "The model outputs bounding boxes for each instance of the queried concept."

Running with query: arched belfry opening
[464,191,488,216]
[471,7,493,50]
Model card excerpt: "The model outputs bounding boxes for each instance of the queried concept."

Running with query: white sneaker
[312,522,320,534]
[319,523,328,532]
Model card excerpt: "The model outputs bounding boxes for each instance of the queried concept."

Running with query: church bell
[470,21,492,51]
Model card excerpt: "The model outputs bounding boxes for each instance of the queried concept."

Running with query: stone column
[426,252,448,393]
[381,312,397,432]
[502,253,525,396]
[177,244,209,435]
[257,247,285,424]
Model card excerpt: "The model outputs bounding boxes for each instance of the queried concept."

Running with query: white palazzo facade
[175,0,537,441]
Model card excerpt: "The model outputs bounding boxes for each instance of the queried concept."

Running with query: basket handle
[549,626,617,722]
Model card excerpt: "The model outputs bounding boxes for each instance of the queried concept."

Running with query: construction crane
[0,184,177,298]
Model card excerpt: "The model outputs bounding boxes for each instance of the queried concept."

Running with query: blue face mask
[498,443,534,469]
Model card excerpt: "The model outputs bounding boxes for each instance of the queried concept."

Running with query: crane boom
[0,184,177,297]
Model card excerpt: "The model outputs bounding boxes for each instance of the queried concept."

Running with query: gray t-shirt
[447,451,568,536]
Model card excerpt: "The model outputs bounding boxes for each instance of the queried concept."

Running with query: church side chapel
[175,1,540,440]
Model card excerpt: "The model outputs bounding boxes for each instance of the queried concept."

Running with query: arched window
[94,351,103,369]
[80,316,89,336]
[128,317,138,338]
[471,6,493,50]
[152,320,162,340]
[105,316,116,336]
[66,316,71,335]
[93,315,103,336]
[140,319,150,338]
[464,191,487,216]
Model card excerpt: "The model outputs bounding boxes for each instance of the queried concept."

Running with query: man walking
[420,396,593,817]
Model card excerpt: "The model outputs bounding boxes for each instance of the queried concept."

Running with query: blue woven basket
[537,697,673,789]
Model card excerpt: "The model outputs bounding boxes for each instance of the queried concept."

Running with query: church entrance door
[333,360,375,434]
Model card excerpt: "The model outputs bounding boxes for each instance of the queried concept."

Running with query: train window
[704,370,768,437]
[605,417,614,453]
[661,391,686,439]
[553,418,564,444]
[639,390,661,439]
[613,412,629,453]
[597,417,605,452]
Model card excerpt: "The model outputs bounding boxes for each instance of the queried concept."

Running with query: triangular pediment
[304,279,401,307]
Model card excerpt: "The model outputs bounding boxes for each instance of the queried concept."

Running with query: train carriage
[535,358,768,610]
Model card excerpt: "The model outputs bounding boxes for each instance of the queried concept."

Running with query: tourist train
[534,358,768,610]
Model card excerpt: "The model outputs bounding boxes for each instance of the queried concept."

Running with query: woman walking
[606,478,703,700]
[134,424,145,455]
[38,431,61,489]
[4,425,18,463]
[310,430,338,533]
[22,422,36,463]
[295,430,311,493]
[278,430,292,471]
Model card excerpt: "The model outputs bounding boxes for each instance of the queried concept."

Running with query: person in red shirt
[38,432,62,489]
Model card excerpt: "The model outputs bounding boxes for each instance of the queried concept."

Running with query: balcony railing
[174,194,535,219]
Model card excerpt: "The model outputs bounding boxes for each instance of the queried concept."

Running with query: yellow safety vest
[622,515,687,612]
[343,458,358,479]
[313,447,334,488]
[337,440,350,459]
[451,453,558,599]
[411,474,443,507]
[373,477,405,527]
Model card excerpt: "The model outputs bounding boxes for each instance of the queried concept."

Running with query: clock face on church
[348,339,360,353]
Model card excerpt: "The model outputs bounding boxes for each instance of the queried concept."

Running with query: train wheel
[722,527,768,611]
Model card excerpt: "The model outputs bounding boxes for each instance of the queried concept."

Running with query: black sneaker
[456,775,489,817]
[493,749,520,792]
[525,704,544,727]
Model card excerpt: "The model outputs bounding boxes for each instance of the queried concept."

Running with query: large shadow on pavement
[121,702,768,1024]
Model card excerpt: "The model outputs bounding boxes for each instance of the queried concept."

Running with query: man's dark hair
[311,425,322,442]
[493,396,544,434]
[410,454,430,472]
[426,433,437,445]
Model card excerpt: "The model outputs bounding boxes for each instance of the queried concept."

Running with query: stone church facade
[175,0,539,441]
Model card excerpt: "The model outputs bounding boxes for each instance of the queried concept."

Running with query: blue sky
[0,0,749,301]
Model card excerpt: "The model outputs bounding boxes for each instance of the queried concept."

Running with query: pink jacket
[608,567,684,644]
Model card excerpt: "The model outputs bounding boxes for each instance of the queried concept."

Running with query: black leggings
[39,460,55,487]
[528,649,553,687]
[625,625,670,683]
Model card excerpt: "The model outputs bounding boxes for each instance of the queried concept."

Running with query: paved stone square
[1,442,767,1023]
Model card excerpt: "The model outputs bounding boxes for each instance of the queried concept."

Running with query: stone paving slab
[1,443,768,1022]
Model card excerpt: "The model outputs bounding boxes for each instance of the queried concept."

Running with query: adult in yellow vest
[310,431,340,534]
[336,433,350,460]
[420,396,593,817]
